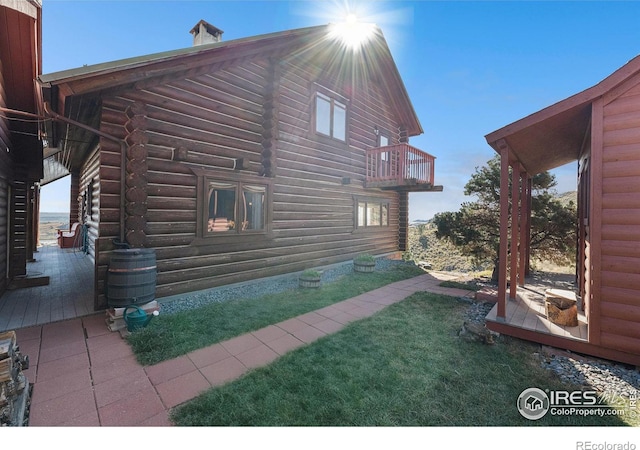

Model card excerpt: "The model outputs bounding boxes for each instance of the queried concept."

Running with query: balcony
[365,144,441,191]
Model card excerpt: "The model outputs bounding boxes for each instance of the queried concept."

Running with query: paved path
[19,272,474,426]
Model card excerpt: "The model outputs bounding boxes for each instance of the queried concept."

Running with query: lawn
[170,292,632,426]
[127,263,425,365]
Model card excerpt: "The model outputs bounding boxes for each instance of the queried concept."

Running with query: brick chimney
[190,20,224,46]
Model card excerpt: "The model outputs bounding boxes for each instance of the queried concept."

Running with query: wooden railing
[365,143,435,188]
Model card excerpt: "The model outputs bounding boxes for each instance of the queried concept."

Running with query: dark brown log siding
[600,80,640,354]
[95,57,404,299]
[0,62,10,295]
[79,146,100,262]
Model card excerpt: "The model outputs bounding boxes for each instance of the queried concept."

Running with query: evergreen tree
[433,156,576,280]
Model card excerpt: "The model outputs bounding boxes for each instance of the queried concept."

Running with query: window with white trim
[315,91,347,142]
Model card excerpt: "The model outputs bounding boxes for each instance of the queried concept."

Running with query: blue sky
[40,0,640,221]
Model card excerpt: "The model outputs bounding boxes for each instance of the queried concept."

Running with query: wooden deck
[485,272,640,366]
[0,242,95,332]
[485,286,588,342]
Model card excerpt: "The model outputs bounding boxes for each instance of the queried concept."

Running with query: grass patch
[171,292,629,426]
[439,279,482,291]
[127,263,424,365]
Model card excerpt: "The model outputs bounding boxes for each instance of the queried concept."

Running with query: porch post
[497,142,510,319]
[70,171,80,225]
[525,177,532,276]
[518,171,529,286]
[398,191,409,251]
[509,161,521,300]
[32,183,41,249]
[26,182,34,263]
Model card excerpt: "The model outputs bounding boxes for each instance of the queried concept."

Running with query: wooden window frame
[192,168,273,244]
[354,196,390,231]
[312,84,350,145]
[377,130,391,148]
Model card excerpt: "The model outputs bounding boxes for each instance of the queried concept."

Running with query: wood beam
[497,141,510,319]
[588,97,604,346]
[525,177,532,276]
[518,171,529,286]
[510,161,520,300]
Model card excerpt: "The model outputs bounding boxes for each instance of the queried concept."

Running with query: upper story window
[315,90,347,142]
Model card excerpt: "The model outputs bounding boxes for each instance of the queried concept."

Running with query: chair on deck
[57,222,80,248]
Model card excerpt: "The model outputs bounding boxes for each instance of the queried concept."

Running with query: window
[315,91,347,142]
[356,198,390,228]
[207,181,267,234]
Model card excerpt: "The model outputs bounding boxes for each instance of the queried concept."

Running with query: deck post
[509,161,520,300]
[497,142,510,319]
[70,171,80,225]
[518,171,529,285]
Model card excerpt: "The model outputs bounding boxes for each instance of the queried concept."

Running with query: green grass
[170,292,631,426]
[127,264,424,365]
[438,279,483,291]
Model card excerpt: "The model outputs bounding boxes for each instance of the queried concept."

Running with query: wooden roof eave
[368,27,422,137]
[38,27,330,150]
[38,25,330,99]
[485,54,640,174]
[39,23,423,136]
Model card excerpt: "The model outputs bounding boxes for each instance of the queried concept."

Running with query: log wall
[0,60,11,295]
[599,79,640,354]
[94,56,405,302]
[79,145,100,262]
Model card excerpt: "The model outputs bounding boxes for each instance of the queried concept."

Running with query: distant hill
[407,222,489,273]
[41,212,69,223]
[556,191,577,206]
[407,191,578,274]
[411,191,578,224]
[39,212,69,241]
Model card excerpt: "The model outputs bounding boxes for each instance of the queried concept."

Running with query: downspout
[42,102,127,245]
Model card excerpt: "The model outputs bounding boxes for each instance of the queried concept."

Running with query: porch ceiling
[495,102,591,175]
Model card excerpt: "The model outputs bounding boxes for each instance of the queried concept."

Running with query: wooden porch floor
[485,286,588,342]
[483,272,640,366]
[485,271,589,342]
[0,242,95,332]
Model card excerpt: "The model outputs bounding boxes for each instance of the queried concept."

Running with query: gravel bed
[461,297,640,400]
[158,257,407,315]
[538,353,640,398]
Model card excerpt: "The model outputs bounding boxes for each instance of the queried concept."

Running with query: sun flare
[329,13,376,51]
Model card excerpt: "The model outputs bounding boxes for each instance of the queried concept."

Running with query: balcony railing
[365,143,436,189]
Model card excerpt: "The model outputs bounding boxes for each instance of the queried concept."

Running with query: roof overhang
[37,23,423,183]
[485,54,640,175]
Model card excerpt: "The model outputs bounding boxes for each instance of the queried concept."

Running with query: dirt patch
[39,221,66,241]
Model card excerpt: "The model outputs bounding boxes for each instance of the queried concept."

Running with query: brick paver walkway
[18,272,473,426]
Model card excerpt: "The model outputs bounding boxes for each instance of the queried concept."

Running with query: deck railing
[365,143,435,188]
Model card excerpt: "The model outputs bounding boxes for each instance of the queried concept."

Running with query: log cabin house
[38,21,442,310]
[485,54,640,366]
[0,0,43,296]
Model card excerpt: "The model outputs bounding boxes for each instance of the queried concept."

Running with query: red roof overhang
[485,54,640,175]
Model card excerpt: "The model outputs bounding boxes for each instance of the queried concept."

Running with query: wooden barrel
[107,248,157,307]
